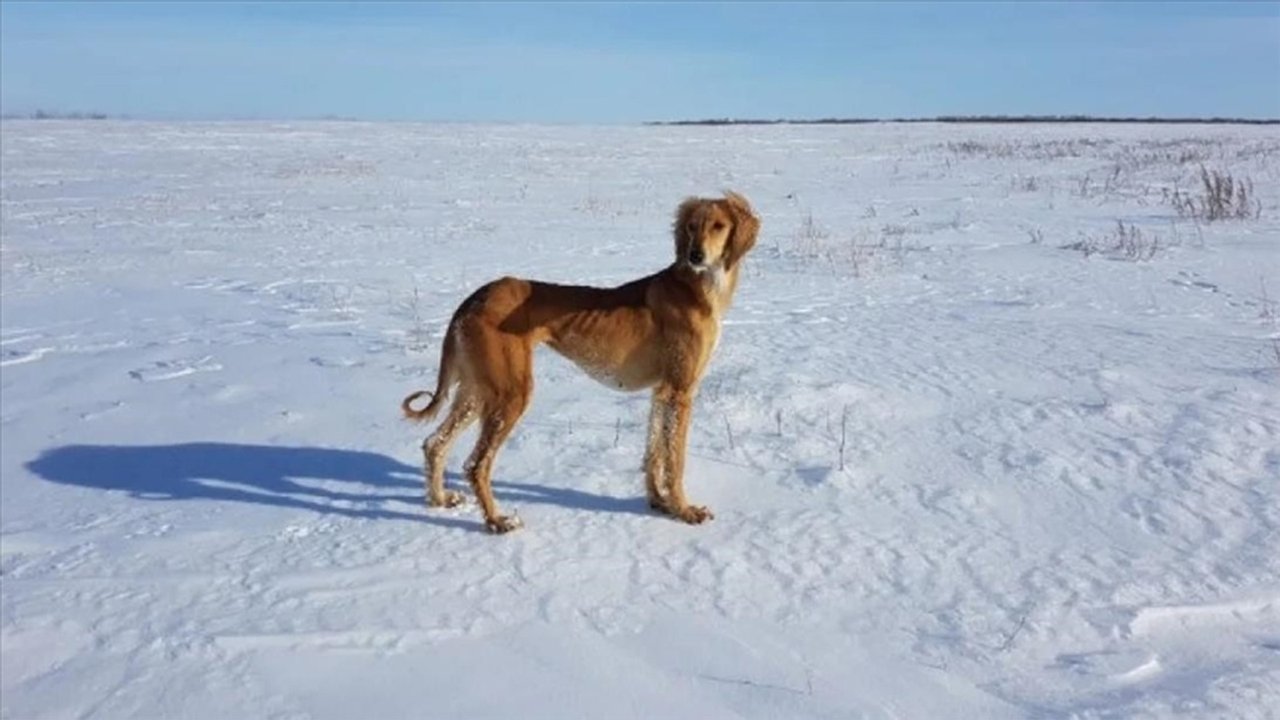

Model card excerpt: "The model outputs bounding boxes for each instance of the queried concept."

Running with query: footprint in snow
[1170,271,1219,293]
[128,356,223,382]
[1053,649,1160,684]
[0,347,55,367]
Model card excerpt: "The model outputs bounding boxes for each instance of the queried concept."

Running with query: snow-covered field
[2,120,1278,719]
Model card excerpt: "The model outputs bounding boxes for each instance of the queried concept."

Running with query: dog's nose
[688,248,705,265]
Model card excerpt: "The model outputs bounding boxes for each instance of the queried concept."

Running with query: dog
[401,191,760,533]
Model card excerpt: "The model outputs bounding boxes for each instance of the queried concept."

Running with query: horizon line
[4,111,1279,126]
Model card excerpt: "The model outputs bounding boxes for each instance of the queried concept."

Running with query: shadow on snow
[26,442,651,531]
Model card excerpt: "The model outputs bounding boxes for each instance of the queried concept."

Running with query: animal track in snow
[78,400,126,421]
[128,355,223,382]
[1129,596,1278,637]
[0,346,54,367]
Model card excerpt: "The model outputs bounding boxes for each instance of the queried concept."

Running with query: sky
[1,1,1277,123]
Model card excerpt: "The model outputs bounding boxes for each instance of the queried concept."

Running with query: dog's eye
[712,221,725,231]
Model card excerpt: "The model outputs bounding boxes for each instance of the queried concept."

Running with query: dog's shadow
[25,442,649,530]
[476,475,650,517]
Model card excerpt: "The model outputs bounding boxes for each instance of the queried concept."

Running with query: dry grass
[791,211,831,258]
[784,212,912,277]
[1062,221,1163,261]
[399,284,433,353]
[944,138,1115,160]
[944,137,1278,211]
[840,233,909,278]
[1259,277,1280,369]
[1010,175,1040,192]
[273,157,376,179]
[1167,166,1261,221]
[942,136,1269,168]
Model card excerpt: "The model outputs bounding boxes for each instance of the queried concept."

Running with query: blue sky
[2,2,1277,122]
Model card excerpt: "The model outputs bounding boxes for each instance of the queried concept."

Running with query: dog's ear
[722,191,759,269]
[673,197,701,258]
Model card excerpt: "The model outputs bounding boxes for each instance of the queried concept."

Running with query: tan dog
[402,192,760,533]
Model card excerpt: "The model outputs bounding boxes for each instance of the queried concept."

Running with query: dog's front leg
[643,391,669,510]
[653,384,713,524]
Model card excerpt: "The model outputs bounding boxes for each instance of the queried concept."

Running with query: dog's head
[673,191,760,273]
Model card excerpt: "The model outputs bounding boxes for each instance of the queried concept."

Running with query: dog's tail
[401,327,459,423]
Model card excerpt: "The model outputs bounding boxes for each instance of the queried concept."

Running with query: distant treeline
[5,111,1275,125]
[648,115,1280,126]
[2,110,114,120]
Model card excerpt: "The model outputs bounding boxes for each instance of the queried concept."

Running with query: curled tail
[401,327,458,423]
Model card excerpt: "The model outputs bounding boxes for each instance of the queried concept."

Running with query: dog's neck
[675,261,739,316]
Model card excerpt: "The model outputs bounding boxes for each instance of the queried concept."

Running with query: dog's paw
[675,505,714,525]
[428,490,467,509]
[485,514,524,534]
[647,495,667,512]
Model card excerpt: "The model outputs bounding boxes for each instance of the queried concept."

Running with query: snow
[2,120,1278,719]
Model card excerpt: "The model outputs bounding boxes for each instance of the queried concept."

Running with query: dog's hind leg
[464,393,529,533]
[422,396,478,508]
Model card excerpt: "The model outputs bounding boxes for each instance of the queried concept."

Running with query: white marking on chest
[697,265,734,312]
[708,266,728,293]
[697,266,732,361]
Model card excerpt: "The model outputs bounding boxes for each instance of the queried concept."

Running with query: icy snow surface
[2,121,1278,719]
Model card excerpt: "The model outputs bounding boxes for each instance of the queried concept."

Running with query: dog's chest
[700,321,722,368]
[704,282,732,353]
[691,276,733,372]
[579,358,649,392]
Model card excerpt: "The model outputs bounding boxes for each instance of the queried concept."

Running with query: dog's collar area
[683,262,728,293]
